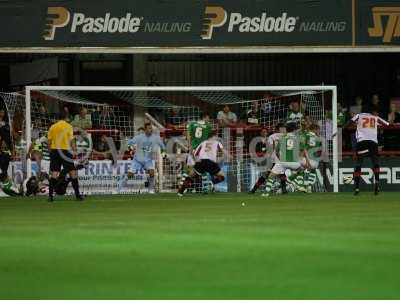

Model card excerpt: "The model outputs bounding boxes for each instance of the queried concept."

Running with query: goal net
[0,86,338,195]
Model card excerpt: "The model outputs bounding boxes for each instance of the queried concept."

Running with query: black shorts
[194,159,221,176]
[50,149,76,173]
[356,140,378,157]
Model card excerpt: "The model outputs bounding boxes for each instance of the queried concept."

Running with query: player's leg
[144,160,156,193]
[249,172,268,194]
[354,142,366,195]
[369,142,380,195]
[63,150,83,200]
[49,150,62,201]
[262,163,285,197]
[178,161,204,196]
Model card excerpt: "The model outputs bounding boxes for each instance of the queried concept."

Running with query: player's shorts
[41,159,50,173]
[50,150,76,173]
[186,152,196,167]
[271,161,301,175]
[130,158,155,173]
[194,159,221,176]
[300,158,319,170]
[356,140,378,157]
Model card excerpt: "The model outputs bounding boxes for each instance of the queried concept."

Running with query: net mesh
[0,88,333,195]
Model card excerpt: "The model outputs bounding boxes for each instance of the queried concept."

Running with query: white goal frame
[25,85,339,193]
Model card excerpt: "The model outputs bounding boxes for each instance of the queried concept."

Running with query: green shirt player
[186,112,212,167]
[28,133,51,178]
[262,122,302,197]
[296,124,322,192]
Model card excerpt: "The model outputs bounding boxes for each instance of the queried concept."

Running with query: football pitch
[1,192,399,300]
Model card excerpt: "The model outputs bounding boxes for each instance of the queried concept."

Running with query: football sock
[71,178,81,198]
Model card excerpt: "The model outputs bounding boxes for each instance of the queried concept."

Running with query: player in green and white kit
[262,123,302,197]
[185,112,212,192]
[28,133,50,177]
[186,112,212,166]
[297,124,322,192]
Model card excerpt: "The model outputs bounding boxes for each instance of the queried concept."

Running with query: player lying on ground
[125,123,166,193]
[24,159,88,197]
[344,108,389,195]
[178,134,225,196]
[249,123,286,193]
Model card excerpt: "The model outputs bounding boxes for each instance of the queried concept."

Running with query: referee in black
[48,110,83,201]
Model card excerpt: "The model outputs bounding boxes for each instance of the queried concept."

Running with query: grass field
[1,192,400,300]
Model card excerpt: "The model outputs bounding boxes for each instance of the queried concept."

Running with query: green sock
[265,178,274,193]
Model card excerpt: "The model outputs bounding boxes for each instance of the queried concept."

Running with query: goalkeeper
[126,123,165,193]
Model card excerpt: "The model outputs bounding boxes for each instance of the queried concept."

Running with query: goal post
[22,85,338,193]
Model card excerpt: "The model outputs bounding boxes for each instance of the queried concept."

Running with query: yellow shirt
[48,120,73,150]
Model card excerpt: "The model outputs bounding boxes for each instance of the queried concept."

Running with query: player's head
[291,101,300,112]
[58,109,69,121]
[275,122,286,134]
[144,123,153,136]
[260,128,268,137]
[200,112,210,122]
[286,122,297,133]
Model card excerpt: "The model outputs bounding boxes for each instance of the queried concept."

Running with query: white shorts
[300,158,319,170]
[271,161,301,175]
[41,160,50,174]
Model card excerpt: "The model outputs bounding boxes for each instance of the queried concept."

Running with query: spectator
[93,134,112,159]
[72,107,92,129]
[166,107,186,130]
[217,105,237,127]
[0,109,6,128]
[349,96,363,117]
[62,105,73,123]
[242,103,261,127]
[388,102,400,124]
[371,94,386,117]
[337,102,347,127]
[287,101,303,126]
[385,102,400,150]
[91,106,102,129]
[148,73,160,86]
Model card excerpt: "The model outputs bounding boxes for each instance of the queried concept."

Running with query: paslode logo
[201,5,297,40]
[368,7,400,43]
[201,6,227,40]
[43,7,70,40]
[43,7,142,40]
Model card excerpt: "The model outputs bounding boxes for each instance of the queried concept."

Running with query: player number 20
[362,117,376,128]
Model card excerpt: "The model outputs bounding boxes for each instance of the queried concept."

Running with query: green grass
[1,192,400,300]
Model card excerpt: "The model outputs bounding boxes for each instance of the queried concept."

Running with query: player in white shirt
[347,109,389,195]
[249,123,286,193]
[178,134,225,196]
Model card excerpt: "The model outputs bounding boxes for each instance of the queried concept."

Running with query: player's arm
[377,117,390,127]
[186,123,192,150]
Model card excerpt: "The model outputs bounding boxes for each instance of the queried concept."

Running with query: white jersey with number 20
[351,113,389,143]
[195,139,223,163]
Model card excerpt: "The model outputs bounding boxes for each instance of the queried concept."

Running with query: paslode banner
[0,0,352,47]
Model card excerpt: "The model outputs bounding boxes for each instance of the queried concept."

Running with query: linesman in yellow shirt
[48,110,83,202]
